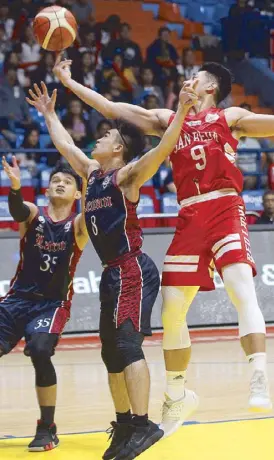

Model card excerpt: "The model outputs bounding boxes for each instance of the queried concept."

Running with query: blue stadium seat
[0,196,12,221]
[241,190,264,211]
[179,5,188,18]
[19,168,32,187]
[141,3,160,18]
[187,4,216,24]
[137,194,155,215]
[161,192,179,214]
[41,169,52,191]
[36,195,49,207]
[15,134,24,148]
[39,134,51,149]
[166,23,184,37]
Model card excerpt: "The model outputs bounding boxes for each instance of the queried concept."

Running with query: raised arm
[74,178,89,250]
[53,55,172,136]
[227,106,274,138]
[2,155,38,238]
[26,83,98,179]
[117,85,198,189]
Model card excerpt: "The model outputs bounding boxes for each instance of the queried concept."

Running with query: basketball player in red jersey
[53,57,273,436]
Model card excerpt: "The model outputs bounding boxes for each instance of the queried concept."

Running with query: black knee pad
[102,319,145,373]
[24,333,58,359]
[31,355,57,387]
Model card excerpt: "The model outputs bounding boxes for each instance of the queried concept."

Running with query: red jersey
[169,107,243,202]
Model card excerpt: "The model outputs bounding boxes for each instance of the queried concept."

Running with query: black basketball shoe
[114,420,164,460]
[103,422,134,460]
[28,420,59,452]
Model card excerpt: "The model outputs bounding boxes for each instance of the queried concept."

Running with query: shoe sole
[28,441,59,452]
[116,429,164,460]
[248,404,273,413]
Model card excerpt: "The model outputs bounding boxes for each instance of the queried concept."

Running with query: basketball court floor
[1,329,274,460]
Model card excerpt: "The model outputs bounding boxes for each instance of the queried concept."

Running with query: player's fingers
[28,89,38,101]
[60,60,72,68]
[51,88,57,105]
[12,155,18,168]
[34,83,42,97]
[55,51,64,65]
[41,81,48,97]
[193,79,199,90]
[26,97,36,106]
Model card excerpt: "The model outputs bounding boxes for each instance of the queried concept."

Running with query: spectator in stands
[72,52,100,89]
[4,51,30,88]
[143,94,160,110]
[102,22,143,70]
[146,27,178,82]
[177,48,200,80]
[0,66,32,144]
[95,14,121,48]
[89,92,113,134]
[10,0,41,21]
[0,1,14,40]
[18,25,41,71]
[71,0,94,26]
[77,25,102,68]
[62,99,91,148]
[105,74,132,103]
[237,102,268,189]
[0,25,12,66]
[134,67,165,107]
[17,127,41,176]
[255,191,274,224]
[166,74,185,110]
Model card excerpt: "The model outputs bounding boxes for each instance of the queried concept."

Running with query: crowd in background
[0,0,274,218]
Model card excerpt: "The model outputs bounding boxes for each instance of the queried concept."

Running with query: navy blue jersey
[9,207,82,305]
[85,168,143,265]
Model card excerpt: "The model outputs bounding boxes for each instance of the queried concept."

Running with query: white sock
[247,353,267,374]
[166,371,186,400]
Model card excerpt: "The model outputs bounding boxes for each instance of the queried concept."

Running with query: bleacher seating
[160,192,179,227]
[137,194,157,227]
[0,169,34,202]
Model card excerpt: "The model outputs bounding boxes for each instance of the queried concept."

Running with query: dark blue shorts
[99,253,160,337]
[0,293,70,354]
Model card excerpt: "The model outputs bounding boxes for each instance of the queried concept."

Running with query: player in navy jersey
[26,81,197,460]
[0,157,88,452]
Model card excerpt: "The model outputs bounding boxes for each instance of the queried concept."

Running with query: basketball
[33,6,77,51]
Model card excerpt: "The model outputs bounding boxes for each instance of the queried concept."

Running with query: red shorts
[161,194,256,291]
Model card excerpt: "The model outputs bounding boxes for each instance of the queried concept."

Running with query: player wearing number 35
[0,157,88,451]
[52,58,274,438]
[26,78,197,460]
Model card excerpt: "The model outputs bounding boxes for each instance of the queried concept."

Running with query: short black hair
[200,62,232,104]
[49,162,81,191]
[158,26,170,37]
[263,190,274,200]
[116,121,146,164]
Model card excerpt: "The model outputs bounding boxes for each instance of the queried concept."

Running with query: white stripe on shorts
[164,255,199,264]
[214,242,242,261]
[163,264,198,272]
[212,233,240,255]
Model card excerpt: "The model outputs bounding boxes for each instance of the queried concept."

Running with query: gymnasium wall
[0,228,274,332]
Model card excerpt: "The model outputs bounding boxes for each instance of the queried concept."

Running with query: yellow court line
[0,419,273,460]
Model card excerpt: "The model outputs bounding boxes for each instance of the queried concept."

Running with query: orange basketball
[33,5,77,51]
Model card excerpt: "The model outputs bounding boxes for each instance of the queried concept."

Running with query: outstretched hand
[53,52,72,87]
[26,82,57,115]
[2,156,21,190]
[179,79,199,110]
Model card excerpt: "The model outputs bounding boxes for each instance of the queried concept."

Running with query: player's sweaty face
[48,173,77,201]
[92,129,122,159]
